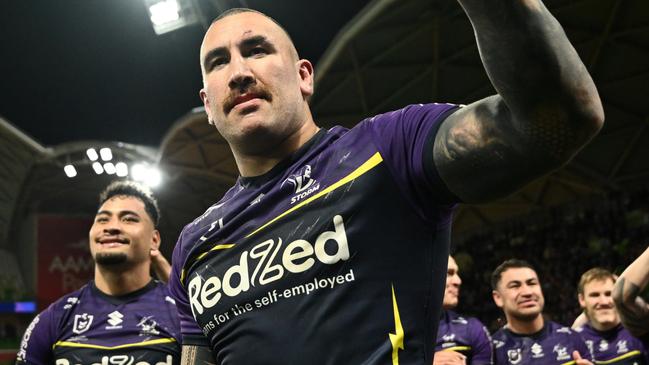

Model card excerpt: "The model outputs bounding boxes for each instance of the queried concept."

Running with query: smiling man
[574,268,649,364]
[16,181,180,365]
[490,259,593,365]
[169,2,604,364]
[434,256,493,365]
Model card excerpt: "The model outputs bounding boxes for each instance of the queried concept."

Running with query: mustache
[223,87,272,114]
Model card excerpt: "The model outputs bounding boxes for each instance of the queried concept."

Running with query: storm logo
[188,215,350,317]
[282,165,320,204]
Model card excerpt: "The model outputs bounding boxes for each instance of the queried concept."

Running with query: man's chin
[95,252,128,266]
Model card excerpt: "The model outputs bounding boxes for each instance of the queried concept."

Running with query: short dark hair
[98,180,160,227]
[491,259,537,290]
[211,8,299,59]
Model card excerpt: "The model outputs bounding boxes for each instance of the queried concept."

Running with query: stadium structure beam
[348,45,369,114]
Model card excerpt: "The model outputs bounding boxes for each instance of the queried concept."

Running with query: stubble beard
[95,252,128,267]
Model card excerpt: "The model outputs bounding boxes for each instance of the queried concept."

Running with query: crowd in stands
[454,186,649,331]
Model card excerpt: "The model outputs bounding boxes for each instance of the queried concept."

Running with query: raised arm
[433,0,604,203]
[613,246,649,338]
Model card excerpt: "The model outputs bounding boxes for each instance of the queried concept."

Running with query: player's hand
[572,350,593,365]
[151,247,171,283]
[433,350,466,365]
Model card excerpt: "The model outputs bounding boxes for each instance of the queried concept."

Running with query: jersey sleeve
[15,308,55,365]
[469,318,493,365]
[358,103,460,223]
[168,226,210,347]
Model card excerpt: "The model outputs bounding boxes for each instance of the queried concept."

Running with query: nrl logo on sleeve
[507,348,522,364]
[73,313,93,334]
[282,165,320,204]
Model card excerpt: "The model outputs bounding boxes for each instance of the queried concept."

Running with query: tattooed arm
[613,246,649,338]
[434,0,604,203]
[181,345,217,365]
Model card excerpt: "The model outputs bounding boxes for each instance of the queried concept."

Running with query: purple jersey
[435,310,493,365]
[168,103,459,364]
[16,280,181,365]
[492,321,593,365]
[575,323,648,364]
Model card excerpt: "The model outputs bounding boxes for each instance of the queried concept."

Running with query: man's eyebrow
[94,210,141,217]
[240,35,274,50]
[203,47,228,71]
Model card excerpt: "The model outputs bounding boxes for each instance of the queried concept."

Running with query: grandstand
[1,0,649,362]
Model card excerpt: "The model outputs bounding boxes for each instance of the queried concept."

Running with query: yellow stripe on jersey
[389,285,405,365]
[595,350,642,365]
[181,244,236,283]
[245,152,384,238]
[559,361,576,365]
[53,338,176,350]
[443,346,471,352]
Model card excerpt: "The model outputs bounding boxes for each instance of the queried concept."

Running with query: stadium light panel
[144,0,199,35]
[92,162,104,175]
[115,162,128,177]
[86,148,99,161]
[64,164,77,178]
[99,147,113,161]
[104,162,116,175]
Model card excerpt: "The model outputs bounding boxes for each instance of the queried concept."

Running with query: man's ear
[151,230,161,251]
[200,89,214,125]
[296,59,314,98]
[492,290,504,308]
[578,293,586,309]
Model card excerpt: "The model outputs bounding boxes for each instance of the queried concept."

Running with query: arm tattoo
[613,277,649,337]
[181,345,217,365]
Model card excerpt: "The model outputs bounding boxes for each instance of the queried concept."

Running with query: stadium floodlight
[144,0,199,35]
[131,163,162,188]
[144,168,162,188]
[115,162,128,177]
[64,164,77,178]
[86,148,99,161]
[99,147,113,161]
[92,162,104,175]
[104,162,116,175]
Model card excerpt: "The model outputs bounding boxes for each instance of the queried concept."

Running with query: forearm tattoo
[614,278,649,337]
[181,346,217,365]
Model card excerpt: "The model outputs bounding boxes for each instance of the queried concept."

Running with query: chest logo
[137,316,160,336]
[616,340,628,354]
[553,344,571,361]
[72,313,93,334]
[507,348,522,364]
[106,311,124,329]
[531,342,544,358]
[599,340,609,352]
[283,165,320,204]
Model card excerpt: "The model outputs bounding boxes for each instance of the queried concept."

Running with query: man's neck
[94,264,151,296]
[590,319,619,332]
[234,121,319,177]
[507,313,545,335]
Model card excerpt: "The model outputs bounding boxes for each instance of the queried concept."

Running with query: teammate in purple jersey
[574,268,648,365]
[171,1,604,363]
[614,246,649,348]
[490,259,593,365]
[16,181,181,365]
[435,256,493,365]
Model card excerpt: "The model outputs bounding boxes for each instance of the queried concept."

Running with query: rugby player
[169,2,604,364]
[614,246,649,347]
[434,256,492,365]
[574,267,648,364]
[16,181,181,365]
[490,259,593,364]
